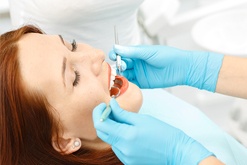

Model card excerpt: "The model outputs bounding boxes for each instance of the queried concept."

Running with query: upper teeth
[110,65,117,89]
[111,65,117,76]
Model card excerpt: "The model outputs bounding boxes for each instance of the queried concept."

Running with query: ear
[52,137,81,155]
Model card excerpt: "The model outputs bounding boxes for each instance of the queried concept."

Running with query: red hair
[0,25,122,165]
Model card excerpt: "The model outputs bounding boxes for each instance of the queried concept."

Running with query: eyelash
[71,39,77,51]
[73,70,80,86]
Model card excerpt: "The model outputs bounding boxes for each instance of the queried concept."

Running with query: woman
[1,24,217,165]
[0,25,142,164]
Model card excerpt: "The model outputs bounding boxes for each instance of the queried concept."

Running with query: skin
[216,55,247,99]
[199,156,225,165]
[18,33,143,154]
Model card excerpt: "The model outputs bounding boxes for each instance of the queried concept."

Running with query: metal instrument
[114,26,122,75]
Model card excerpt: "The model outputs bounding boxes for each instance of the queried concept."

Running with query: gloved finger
[93,104,131,138]
[122,58,134,70]
[94,114,128,135]
[92,102,107,123]
[95,130,108,142]
[108,51,127,71]
[114,44,155,61]
[110,98,137,124]
[92,102,118,133]
[121,69,140,86]
[93,103,117,131]
[108,49,132,71]
[108,49,117,61]
[121,69,136,80]
[120,60,127,71]
[97,119,131,146]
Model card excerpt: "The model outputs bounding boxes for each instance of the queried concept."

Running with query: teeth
[109,65,117,89]
[110,75,115,88]
[110,65,117,76]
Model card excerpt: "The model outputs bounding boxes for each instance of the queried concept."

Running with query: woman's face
[18,33,142,150]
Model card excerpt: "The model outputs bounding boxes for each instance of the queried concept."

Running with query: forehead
[18,33,63,56]
[18,33,66,92]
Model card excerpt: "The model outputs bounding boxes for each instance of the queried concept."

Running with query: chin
[116,82,143,113]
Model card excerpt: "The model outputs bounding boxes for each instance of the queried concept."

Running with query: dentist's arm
[110,45,247,99]
[216,55,247,99]
[93,99,224,165]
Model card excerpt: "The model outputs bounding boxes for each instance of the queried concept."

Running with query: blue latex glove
[93,99,214,165]
[109,45,224,92]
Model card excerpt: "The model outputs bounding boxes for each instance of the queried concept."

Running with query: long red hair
[0,25,122,165]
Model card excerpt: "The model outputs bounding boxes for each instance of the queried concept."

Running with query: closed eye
[73,70,80,86]
[71,39,77,52]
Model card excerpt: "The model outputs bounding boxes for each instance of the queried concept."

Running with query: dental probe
[100,105,112,122]
[100,87,120,122]
[114,26,122,75]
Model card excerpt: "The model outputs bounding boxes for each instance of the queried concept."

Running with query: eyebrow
[59,35,67,87]
[59,34,65,45]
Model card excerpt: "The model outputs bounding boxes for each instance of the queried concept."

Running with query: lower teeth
[110,86,120,98]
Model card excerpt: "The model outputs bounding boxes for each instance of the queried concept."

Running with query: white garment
[140,89,247,165]
[9,0,144,63]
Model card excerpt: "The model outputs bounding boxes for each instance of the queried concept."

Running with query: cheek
[76,84,110,113]
[116,82,143,113]
[78,77,110,109]
[80,107,97,139]
[69,93,103,140]
[70,74,111,140]
[78,87,110,111]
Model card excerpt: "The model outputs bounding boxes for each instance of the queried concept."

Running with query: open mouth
[108,64,129,98]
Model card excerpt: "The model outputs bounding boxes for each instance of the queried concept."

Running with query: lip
[107,63,129,97]
[107,63,111,89]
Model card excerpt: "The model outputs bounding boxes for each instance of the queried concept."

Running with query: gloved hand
[109,45,224,92]
[93,99,214,165]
